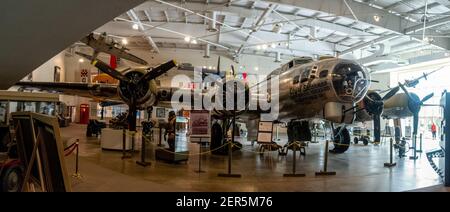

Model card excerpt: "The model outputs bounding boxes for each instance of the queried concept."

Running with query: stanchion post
[284,142,306,177]
[384,138,397,167]
[195,141,205,173]
[75,141,79,174]
[137,131,151,167]
[315,141,336,176]
[410,134,418,160]
[417,133,423,153]
[70,139,82,179]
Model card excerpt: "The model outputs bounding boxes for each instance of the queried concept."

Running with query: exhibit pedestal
[101,128,136,151]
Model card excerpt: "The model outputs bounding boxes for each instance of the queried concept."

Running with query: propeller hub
[118,70,154,108]
[363,92,383,116]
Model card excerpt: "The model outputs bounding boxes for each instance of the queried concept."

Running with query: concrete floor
[61,124,446,192]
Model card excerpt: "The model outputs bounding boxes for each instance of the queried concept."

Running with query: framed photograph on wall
[156,108,166,118]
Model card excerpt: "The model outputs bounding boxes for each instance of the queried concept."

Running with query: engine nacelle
[117,69,156,109]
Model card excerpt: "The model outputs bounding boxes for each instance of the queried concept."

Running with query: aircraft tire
[330,127,350,153]
[353,137,359,144]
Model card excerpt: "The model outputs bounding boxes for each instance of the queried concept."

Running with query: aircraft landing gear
[330,127,350,153]
[282,120,311,156]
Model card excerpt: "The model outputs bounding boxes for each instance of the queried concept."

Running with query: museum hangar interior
[1,0,450,192]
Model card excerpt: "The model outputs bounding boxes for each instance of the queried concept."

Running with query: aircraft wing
[80,34,148,66]
[14,81,121,102]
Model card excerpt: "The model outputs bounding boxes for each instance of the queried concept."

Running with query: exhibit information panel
[257,121,273,143]
[190,110,210,138]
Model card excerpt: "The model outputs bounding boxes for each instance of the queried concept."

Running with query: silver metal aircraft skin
[253,57,370,123]
[80,33,149,66]
[14,55,371,153]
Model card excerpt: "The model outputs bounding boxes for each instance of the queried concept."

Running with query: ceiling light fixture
[262,44,268,50]
[121,38,128,45]
[191,39,198,44]
[256,45,262,50]
[373,14,381,22]
[254,67,259,71]
[132,23,139,30]
[270,43,277,48]
[78,58,84,63]
[184,36,191,42]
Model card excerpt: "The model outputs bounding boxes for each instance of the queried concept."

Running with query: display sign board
[190,110,211,141]
[257,121,273,143]
[259,121,273,132]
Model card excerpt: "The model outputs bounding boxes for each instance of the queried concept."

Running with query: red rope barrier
[64,142,77,151]
[65,143,78,157]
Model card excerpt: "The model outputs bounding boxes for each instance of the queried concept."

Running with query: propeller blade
[398,82,415,102]
[138,60,177,84]
[421,93,434,104]
[76,52,130,83]
[382,86,400,101]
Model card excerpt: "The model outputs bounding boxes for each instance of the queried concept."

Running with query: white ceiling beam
[163,10,170,22]
[404,16,450,35]
[143,9,152,22]
[339,34,398,56]
[406,2,440,15]
[127,9,160,53]
[115,17,231,51]
[263,0,450,50]
[385,0,416,10]
[138,1,376,39]
[152,0,266,43]
[237,4,277,56]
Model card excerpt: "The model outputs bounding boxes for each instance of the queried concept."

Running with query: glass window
[293,75,300,84]
[288,61,294,69]
[319,70,329,78]
[301,67,311,83]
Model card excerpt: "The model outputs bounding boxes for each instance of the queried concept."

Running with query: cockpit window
[293,75,300,84]
[332,63,369,102]
[319,70,328,78]
[300,67,311,83]
[295,58,313,65]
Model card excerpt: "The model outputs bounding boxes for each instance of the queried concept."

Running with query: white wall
[28,51,66,82]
